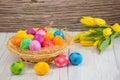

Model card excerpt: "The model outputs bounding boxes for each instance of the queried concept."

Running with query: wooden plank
[112,37,120,80]
[68,32,101,80]
[0,33,17,80]
[10,73,37,80]
[68,32,119,80]
[0,32,120,80]
[59,50,69,80]
[37,51,69,80]
[96,47,119,80]
[0,33,7,58]
[113,37,120,69]
[0,0,120,32]
[0,33,38,80]
[36,64,59,80]
[0,33,11,80]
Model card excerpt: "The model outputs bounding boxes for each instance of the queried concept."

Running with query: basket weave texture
[6,29,73,64]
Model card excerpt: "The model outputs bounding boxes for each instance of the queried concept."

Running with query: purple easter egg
[36,30,46,36]
[33,34,44,44]
[27,28,36,35]
[29,40,41,51]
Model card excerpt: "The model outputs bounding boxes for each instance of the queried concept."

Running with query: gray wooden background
[0,0,120,32]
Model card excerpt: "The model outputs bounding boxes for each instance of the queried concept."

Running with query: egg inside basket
[6,27,73,64]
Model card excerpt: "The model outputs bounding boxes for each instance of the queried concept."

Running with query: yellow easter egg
[16,30,27,39]
[25,34,34,39]
[34,62,50,76]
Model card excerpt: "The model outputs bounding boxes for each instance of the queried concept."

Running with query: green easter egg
[10,61,24,75]
[47,29,56,34]
[20,38,32,50]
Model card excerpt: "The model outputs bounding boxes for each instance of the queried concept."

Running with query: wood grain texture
[0,0,120,32]
[0,32,120,80]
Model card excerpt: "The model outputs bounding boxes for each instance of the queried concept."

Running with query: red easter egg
[54,54,69,67]
[37,27,47,32]
[42,40,54,48]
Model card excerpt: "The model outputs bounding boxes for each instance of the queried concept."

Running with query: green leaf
[111,32,118,39]
[117,32,120,36]
[94,28,104,32]
[97,37,105,49]
[98,37,110,52]
[109,32,118,45]
[84,26,107,30]
[91,33,103,37]
[85,32,103,41]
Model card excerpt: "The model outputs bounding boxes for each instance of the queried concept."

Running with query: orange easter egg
[12,37,23,47]
[44,33,54,40]
[53,36,64,46]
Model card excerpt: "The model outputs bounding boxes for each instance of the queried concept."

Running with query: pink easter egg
[54,54,69,67]
[36,30,46,36]
[33,34,44,44]
[29,40,41,51]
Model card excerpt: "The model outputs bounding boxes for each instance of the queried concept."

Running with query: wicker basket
[6,28,73,64]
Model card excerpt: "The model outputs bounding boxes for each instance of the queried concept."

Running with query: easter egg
[54,54,69,67]
[44,33,54,40]
[47,29,56,34]
[26,28,36,35]
[20,38,32,50]
[10,61,24,75]
[53,36,64,46]
[16,30,27,39]
[36,30,46,36]
[33,34,44,44]
[37,27,47,32]
[25,34,34,39]
[34,62,50,75]
[42,40,54,48]
[29,40,41,51]
[69,52,83,65]
[54,30,64,39]
[12,37,23,47]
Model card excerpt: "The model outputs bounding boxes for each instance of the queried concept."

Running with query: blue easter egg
[54,30,64,39]
[69,52,83,65]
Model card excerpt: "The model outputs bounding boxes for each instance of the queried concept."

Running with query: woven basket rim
[6,28,73,63]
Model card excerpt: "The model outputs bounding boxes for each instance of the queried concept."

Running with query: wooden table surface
[0,32,120,80]
[0,0,120,32]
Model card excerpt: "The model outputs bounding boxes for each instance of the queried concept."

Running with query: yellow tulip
[94,18,106,26]
[112,23,120,32]
[79,32,93,41]
[94,40,99,46]
[79,32,87,38]
[94,37,101,40]
[80,16,95,26]
[73,33,81,43]
[80,40,94,46]
[89,29,96,33]
[73,32,86,42]
[103,28,112,37]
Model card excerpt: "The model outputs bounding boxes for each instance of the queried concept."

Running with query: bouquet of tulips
[73,16,120,53]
